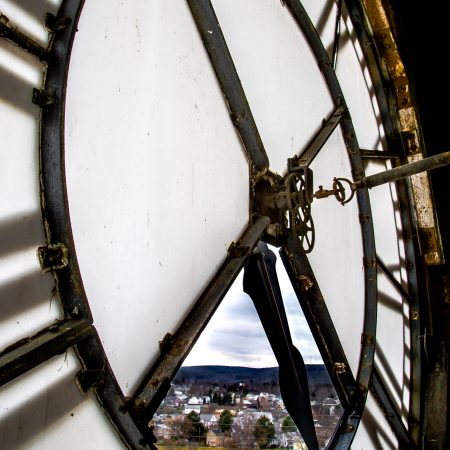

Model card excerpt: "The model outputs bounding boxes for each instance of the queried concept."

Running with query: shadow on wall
[3,0,59,24]
[0,357,85,448]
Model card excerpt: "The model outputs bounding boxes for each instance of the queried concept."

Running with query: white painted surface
[302,0,339,55]
[212,0,334,175]
[308,127,365,375]
[0,351,125,449]
[65,0,249,395]
[365,160,410,424]
[337,14,385,151]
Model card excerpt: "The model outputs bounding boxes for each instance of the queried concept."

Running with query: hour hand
[243,242,319,450]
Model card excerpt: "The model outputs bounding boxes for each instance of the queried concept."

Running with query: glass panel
[65,0,249,395]
[0,350,125,449]
[212,0,334,175]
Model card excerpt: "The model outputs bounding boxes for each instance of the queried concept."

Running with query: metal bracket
[333,362,347,374]
[32,88,55,107]
[228,242,251,258]
[37,243,68,272]
[76,368,104,393]
[44,13,72,32]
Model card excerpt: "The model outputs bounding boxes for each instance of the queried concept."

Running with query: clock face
[0,1,417,449]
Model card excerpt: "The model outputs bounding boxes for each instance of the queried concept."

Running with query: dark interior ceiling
[390,1,450,447]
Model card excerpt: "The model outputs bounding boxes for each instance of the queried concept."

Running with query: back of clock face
[0,1,416,449]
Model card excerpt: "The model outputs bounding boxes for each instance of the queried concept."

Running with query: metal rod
[355,152,450,189]
[344,0,424,442]
[0,319,92,387]
[76,332,156,449]
[370,367,417,449]
[331,0,343,70]
[39,0,92,322]
[132,217,269,424]
[187,0,269,171]
[284,2,378,447]
[280,234,363,413]
[360,150,400,160]
[0,13,49,61]
[39,2,156,448]
[297,104,346,167]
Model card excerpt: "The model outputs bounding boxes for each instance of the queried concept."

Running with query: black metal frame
[344,0,424,444]
[0,0,428,449]
[282,2,377,447]
[186,0,269,172]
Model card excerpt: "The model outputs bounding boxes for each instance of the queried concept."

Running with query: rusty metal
[362,0,444,267]
[359,149,400,160]
[37,243,69,272]
[32,88,56,107]
[280,234,363,413]
[132,217,269,425]
[36,1,157,447]
[352,151,450,190]
[344,0,425,443]
[76,332,156,449]
[283,2,378,447]
[0,319,92,387]
[186,0,269,172]
[0,12,49,61]
[295,104,346,167]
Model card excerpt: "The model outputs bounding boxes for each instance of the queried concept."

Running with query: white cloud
[184,249,323,368]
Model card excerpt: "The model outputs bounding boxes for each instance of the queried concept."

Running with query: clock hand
[244,242,319,450]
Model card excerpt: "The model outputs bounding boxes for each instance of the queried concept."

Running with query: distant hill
[174,364,331,387]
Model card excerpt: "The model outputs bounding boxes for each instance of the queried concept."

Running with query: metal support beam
[76,333,156,450]
[187,0,269,171]
[0,319,92,387]
[360,150,400,160]
[354,151,450,189]
[132,217,269,423]
[280,234,363,412]
[296,104,346,167]
[0,13,49,61]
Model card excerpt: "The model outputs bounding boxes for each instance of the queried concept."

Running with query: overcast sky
[183,248,323,368]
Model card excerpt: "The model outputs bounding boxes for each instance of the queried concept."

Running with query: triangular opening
[151,254,344,448]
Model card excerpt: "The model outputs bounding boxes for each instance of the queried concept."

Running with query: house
[206,429,226,447]
[188,396,203,405]
[206,430,234,447]
[200,414,218,429]
[184,405,201,414]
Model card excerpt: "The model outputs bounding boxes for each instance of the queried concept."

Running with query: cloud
[184,252,323,368]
